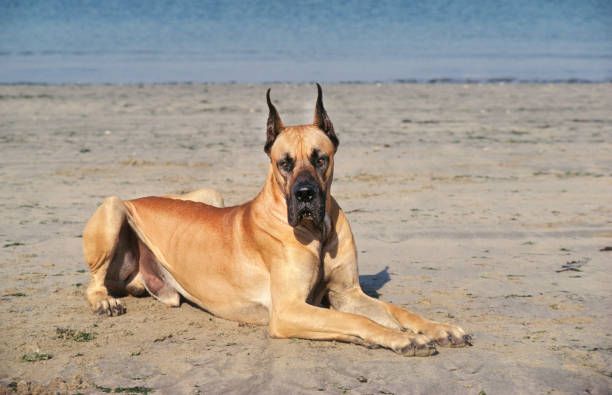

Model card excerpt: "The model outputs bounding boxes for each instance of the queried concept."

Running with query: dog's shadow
[359,266,391,299]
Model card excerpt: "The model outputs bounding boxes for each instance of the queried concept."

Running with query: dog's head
[265,84,339,229]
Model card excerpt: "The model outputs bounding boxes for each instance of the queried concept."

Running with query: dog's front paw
[93,297,126,317]
[392,334,437,357]
[422,322,472,347]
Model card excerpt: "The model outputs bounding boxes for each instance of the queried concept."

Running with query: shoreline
[2,79,611,86]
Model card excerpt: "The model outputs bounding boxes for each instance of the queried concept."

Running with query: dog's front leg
[329,287,471,347]
[324,204,471,347]
[268,255,435,356]
[269,301,435,356]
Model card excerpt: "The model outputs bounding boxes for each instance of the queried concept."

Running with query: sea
[1,0,611,84]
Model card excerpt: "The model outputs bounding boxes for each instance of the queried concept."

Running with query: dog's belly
[175,264,272,324]
[161,232,273,324]
[208,301,271,325]
[137,236,272,324]
[161,259,272,324]
[126,196,272,323]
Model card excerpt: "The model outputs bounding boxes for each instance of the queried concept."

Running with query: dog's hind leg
[83,196,135,316]
[136,238,181,308]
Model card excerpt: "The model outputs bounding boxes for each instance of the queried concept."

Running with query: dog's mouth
[298,208,314,220]
[289,205,324,229]
[287,196,325,229]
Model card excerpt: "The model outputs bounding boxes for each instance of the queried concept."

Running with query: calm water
[1,0,611,84]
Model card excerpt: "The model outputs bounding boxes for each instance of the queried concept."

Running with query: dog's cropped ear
[265,88,283,155]
[314,83,339,151]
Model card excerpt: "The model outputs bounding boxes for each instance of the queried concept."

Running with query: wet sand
[1,83,611,394]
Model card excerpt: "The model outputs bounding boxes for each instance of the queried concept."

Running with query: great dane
[83,84,470,356]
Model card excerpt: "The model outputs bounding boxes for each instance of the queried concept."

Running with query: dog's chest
[303,254,328,306]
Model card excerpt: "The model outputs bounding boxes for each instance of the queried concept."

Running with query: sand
[0,83,611,394]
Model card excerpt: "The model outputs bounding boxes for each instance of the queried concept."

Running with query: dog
[82,84,471,356]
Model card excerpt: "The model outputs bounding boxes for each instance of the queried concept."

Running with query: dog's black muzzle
[287,176,325,228]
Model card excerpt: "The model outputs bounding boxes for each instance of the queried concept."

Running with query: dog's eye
[315,157,327,168]
[278,160,293,172]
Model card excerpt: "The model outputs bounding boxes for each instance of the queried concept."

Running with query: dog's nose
[295,186,315,203]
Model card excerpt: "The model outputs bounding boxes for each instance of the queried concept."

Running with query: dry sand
[0,83,611,394]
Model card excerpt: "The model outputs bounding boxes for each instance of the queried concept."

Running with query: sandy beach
[1,83,611,394]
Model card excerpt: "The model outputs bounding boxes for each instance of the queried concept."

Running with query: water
[1,0,611,84]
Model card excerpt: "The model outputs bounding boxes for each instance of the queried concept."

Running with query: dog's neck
[252,166,289,223]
